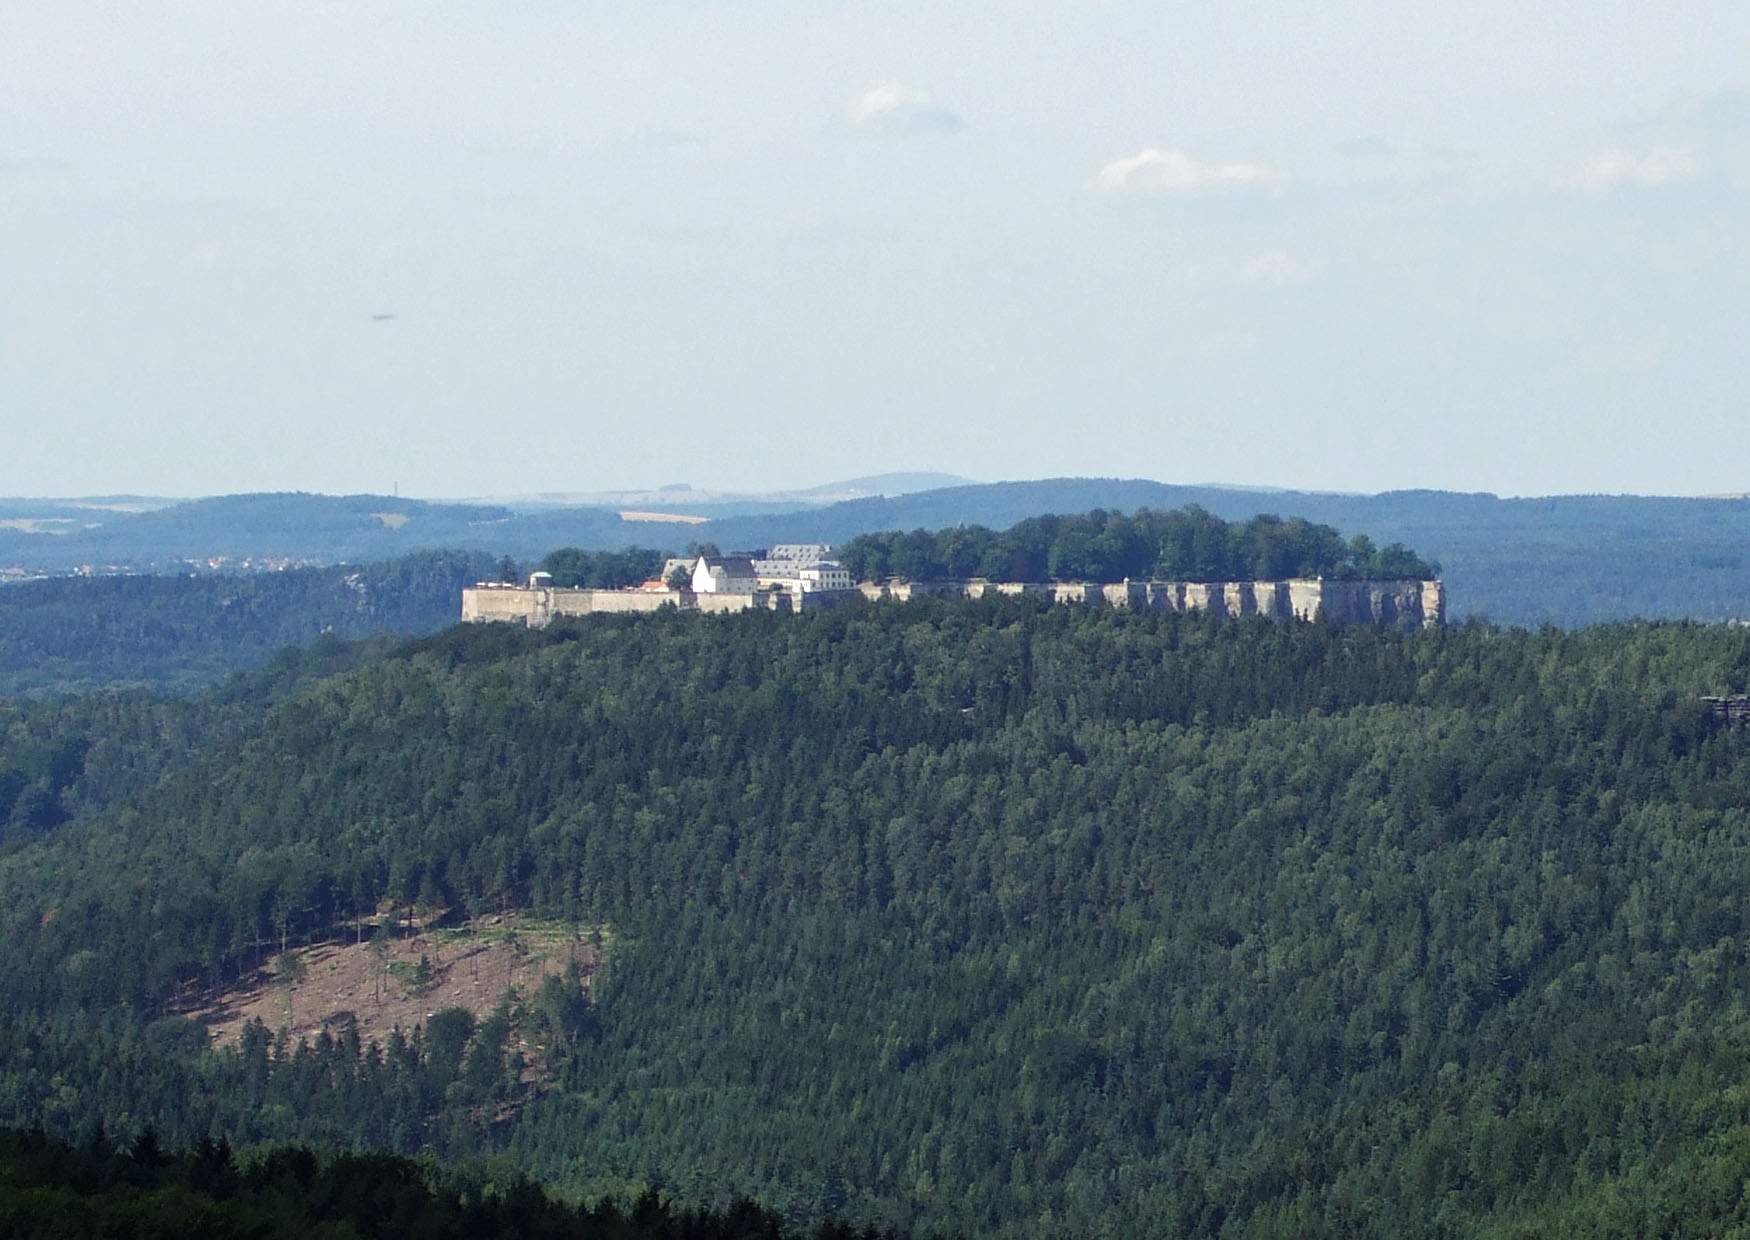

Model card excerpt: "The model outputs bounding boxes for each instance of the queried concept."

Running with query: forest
[0,546,679,699]
[6,600,1750,1234]
[0,550,495,697]
[0,1126,899,1239]
[835,507,1438,584]
[0,508,1438,701]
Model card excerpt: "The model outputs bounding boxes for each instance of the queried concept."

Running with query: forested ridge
[6,601,1750,1234]
[16,480,1750,627]
[837,507,1438,584]
[0,549,496,696]
[0,507,1436,700]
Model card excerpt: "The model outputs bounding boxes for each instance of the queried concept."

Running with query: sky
[3,1,1748,499]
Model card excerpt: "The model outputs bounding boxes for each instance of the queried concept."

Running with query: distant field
[618,510,709,524]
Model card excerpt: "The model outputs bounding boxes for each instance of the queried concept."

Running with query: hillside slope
[6,605,1750,1233]
[0,550,497,696]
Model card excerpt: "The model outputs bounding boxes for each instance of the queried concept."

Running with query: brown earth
[186,914,603,1051]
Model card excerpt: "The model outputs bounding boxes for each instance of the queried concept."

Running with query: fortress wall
[470,578,1442,627]
[568,590,677,615]
[1313,579,1438,627]
[1424,580,1447,626]
[1287,580,1323,621]
[463,585,683,626]
[1037,577,1442,627]
[695,591,791,614]
[1184,583,1222,616]
[462,587,543,624]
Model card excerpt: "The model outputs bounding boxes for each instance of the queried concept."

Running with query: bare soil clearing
[187,914,602,1051]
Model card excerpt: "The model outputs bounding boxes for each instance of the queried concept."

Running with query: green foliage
[7,604,1750,1233]
[837,506,1438,584]
[537,547,668,589]
[0,550,497,696]
[0,1126,894,1239]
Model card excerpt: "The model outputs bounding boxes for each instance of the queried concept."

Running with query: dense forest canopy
[836,507,1439,584]
[6,602,1750,1234]
[0,1127,897,1240]
[0,550,495,697]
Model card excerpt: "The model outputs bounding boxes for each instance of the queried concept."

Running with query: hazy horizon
[8,470,1750,507]
[5,2,1748,498]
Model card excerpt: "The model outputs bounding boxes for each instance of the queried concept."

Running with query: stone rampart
[462,584,812,627]
[466,577,1444,628]
[857,577,1444,627]
[462,585,683,628]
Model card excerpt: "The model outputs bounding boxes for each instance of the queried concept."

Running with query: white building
[692,555,760,593]
[751,545,830,574]
[794,562,853,592]
[749,543,852,593]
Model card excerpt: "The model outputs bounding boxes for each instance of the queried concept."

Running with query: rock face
[862,579,1446,628]
[465,578,1446,629]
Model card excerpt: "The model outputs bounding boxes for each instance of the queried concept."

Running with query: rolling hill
[8,479,1750,626]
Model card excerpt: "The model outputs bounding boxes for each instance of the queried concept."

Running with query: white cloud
[847,84,963,136]
[1571,147,1701,193]
[1237,250,1324,289]
[1096,147,1283,195]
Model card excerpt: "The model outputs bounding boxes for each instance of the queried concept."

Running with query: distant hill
[476,471,973,514]
[788,471,976,499]
[9,480,1750,626]
[0,549,496,696]
[0,493,580,573]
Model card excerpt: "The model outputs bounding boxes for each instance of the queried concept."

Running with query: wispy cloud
[1571,147,1701,194]
[1095,147,1283,195]
[847,84,964,137]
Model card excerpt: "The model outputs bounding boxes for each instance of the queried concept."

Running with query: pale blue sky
[3,1,1747,498]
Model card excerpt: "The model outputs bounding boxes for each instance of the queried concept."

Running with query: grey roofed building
[764,544,833,562]
[752,544,835,576]
[693,555,761,593]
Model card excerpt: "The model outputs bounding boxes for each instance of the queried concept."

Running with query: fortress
[463,552,1445,629]
[868,577,1444,626]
